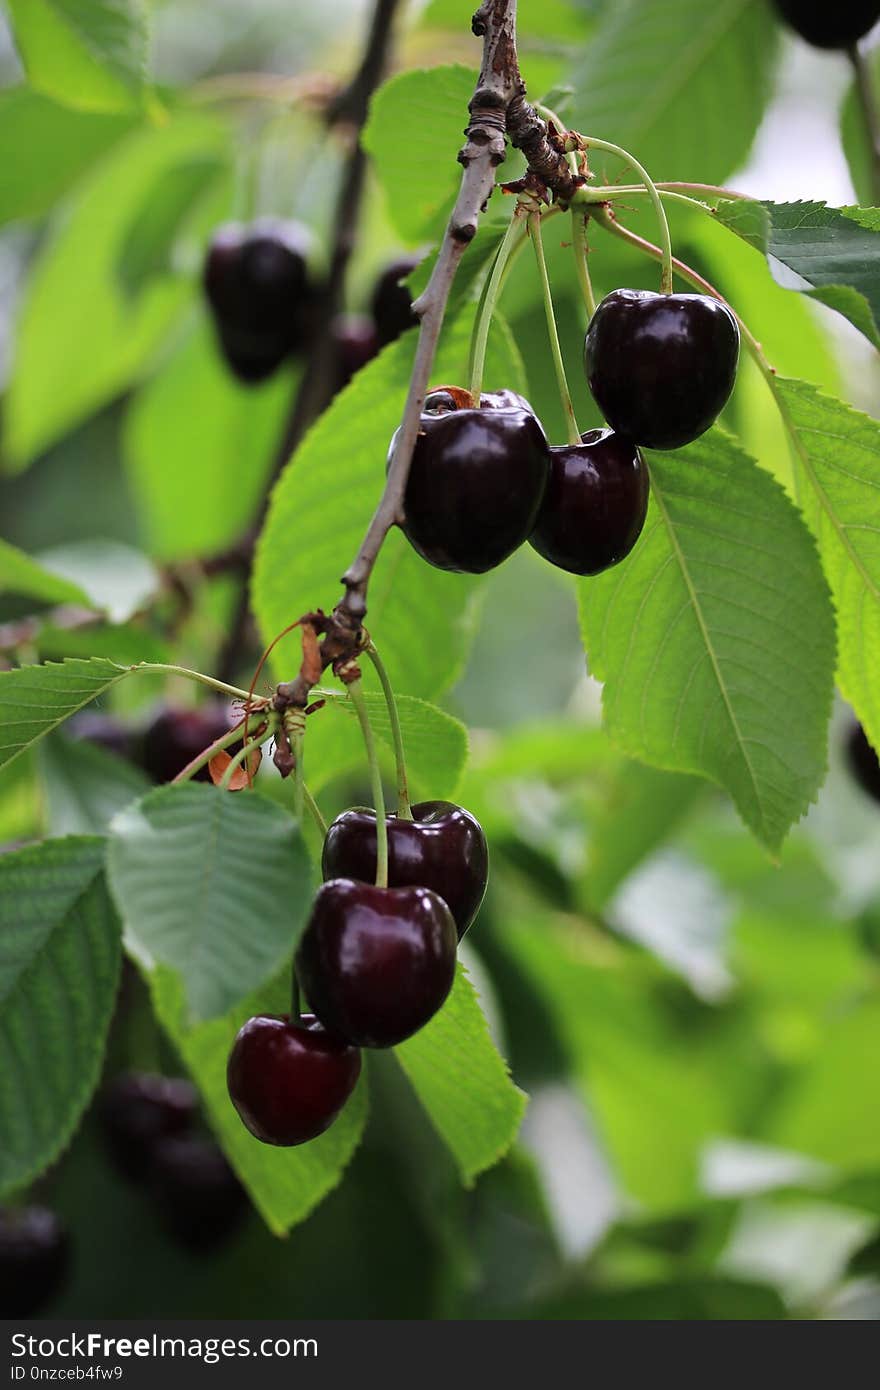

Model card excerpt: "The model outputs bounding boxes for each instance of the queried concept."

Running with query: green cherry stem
[528,210,581,445]
[366,642,412,820]
[574,136,673,294]
[571,207,597,319]
[172,720,254,784]
[347,677,388,888]
[292,729,305,824]
[301,782,328,838]
[468,208,529,401]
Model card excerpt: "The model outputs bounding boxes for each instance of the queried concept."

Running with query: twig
[848,43,880,206]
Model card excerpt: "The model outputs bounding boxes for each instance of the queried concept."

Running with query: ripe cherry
[295,878,458,1048]
[773,1,879,48]
[398,389,550,573]
[140,703,233,784]
[0,1207,69,1316]
[100,1072,198,1181]
[203,219,313,382]
[529,429,649,575]
[846,720,880,804]
[332,313,379,391]
[585,290,740,450]
[150,1135,247,1253]
[322,801,488,939]
[371,256,419,345]
[227,1013,361,1146]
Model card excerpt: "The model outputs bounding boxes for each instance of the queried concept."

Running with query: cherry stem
[347,677,388,888]
[292,729,305,824]
[130,663,257,703]
[570,207,597,319]
[301,781,328,838]
[366,642,412,820]
[848,43,880,205]
[574,136,673,294]
[172,719,254,784]
[468,208,529,402]
[528,210,581,445]
[290,969,302,1025]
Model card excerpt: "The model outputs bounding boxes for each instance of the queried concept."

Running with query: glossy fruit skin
[227,1013,361,1146]
[100,1073,198,1181]
[296,878,458,1047]
[333,313,379,391]
[150,1135,247,1252]
[846,721,880,804]
[585,290,740,450]
[529,429,649,576]
[203,219,312,382]
[0,1206,69,1316]
[773,0,879,48]
[371,256,419,345]
[322,801,488,939]
[398,390,550,574]
[140,703,233,784]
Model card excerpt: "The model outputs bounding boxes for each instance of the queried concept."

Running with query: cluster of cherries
[227,799,488,1146]
[203,217,417,387]
[398,289,740,578]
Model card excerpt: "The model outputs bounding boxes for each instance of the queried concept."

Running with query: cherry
[398,389,550,573]
[203,219,313,383]
[773,1,879,48]
[227,1013,361,1146]
[846,720,880,804]
[332,313,379,391]
[69,711,135,763]
[0,1206,69,1315]
[295,878,458,1047]
[371,256,419,345]
[100,1072,198,1181]
[150,1135,247,1253]
[140,703,233,784]
[322,801,488,939]
[529,429,649,576]
[585,290,740,450]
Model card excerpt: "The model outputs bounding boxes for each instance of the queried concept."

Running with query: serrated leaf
[252,308,524,699]
[0,657,130,772]
[0,537,90,607]
[771,378,880,756]
[0,838,121,1194]
[714,199,880,347]
[38,733,149,836]
[107,783,314,1021]
[124,318,290,561]
[6,0,149,113]
[579,430,836,853]
[394,964,526,1186]
[151,965,367,1235]
[571,0,780,184]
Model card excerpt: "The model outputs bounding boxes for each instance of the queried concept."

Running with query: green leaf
[0,87,135,225]
[0,657,130,772]
[771,378,880,757]
[35,539,160,623]
[124,319,290,561]
[0,838,121,1194]
[570,0,780,184]
[715,199,880,347]
[841,47,880,207]
[253,308,524,699]
[6,0,149,113]
[0,537,90,607]
[38,733,149,836]
[579,430,836,853]
[305,688,468,797]
[117,155,224,298]
[152,966,367,1235]
[3,113,229,469]
[107,783,314,1022]
[394,964,526,1186]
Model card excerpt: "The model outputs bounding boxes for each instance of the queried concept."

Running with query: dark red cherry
[68,711,136,763]
[773,1,879,48]
[322,801,488,939]
[371,256,419,345]
[398,389,550,573]
[227,1013,361,1146]
[0,1207,69,1316]
[203,219,313,382]
[295,878,457,1047]
[585,290,740,450]
[150,1135,247,1253]
[846,720,880,804]
[332,313,379,390]
[139,703,234,784]
[529,429,649,575]
[100,1072,198,1181]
